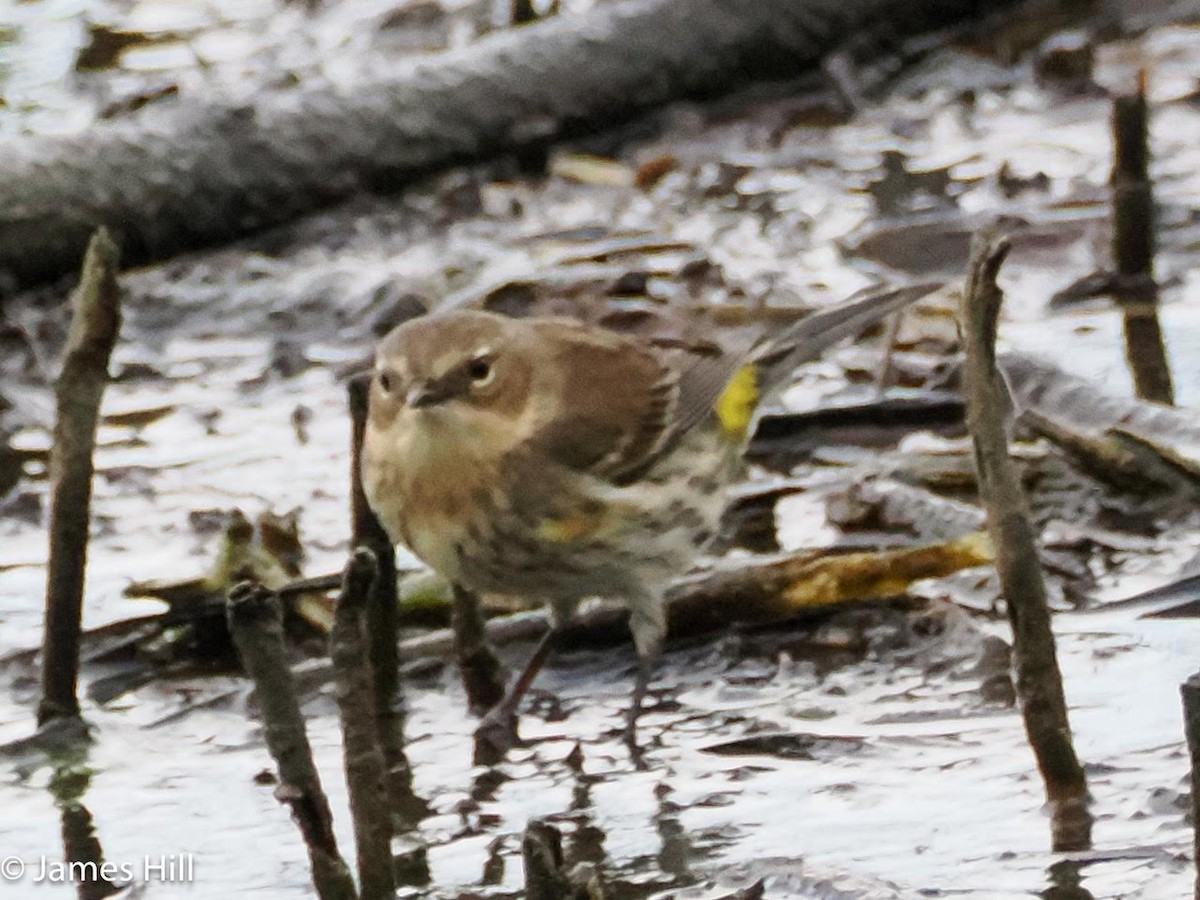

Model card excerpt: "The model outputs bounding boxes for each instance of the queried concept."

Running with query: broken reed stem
[959,227,1092,852]
[347,375,425,823]
[330,550,396,900]
[1111,72,1173,405]
[1182,673,1200,900]
[226,582,358,900]
[38,228,122,727]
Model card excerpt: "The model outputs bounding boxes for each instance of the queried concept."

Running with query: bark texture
[0,0,1010,289]
[959,226,1092,852]
[38,230,121,726]
[330,551,396,900]
[226,583,359,900]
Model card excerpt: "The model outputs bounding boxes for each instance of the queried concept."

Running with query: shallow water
[2,1,1200,898]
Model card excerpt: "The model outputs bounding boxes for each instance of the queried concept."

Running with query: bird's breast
[362,415,481,581]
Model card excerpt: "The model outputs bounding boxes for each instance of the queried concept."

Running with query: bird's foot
[473,705,520,766]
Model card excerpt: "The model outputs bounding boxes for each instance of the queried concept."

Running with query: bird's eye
[378,370,395,394]
[467,356,494,385]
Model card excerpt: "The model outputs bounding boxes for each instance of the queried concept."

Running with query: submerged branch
[1110,74,1173,405]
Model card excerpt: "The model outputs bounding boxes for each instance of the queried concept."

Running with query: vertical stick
[1182,673,1200,900]
[1111,71,1173,405]
[331,550,396,900]
[959,227,1093,852]
[38,229,122,727]
[347,375,426,824]
[226,583,359,900]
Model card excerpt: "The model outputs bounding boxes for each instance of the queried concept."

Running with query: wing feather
[528,321,684,483]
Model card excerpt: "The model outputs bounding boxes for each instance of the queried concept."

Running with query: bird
[361,283,936,760]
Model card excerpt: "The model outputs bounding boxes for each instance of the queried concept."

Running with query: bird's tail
[753,282,943,389]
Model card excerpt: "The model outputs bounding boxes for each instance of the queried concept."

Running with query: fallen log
[0,0,1011,290]
[1002,350,1200,455]
[396,532,995,664]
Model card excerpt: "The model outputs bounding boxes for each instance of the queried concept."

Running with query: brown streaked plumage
[362,285,938,759]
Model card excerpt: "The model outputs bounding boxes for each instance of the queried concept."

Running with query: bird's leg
[473,625,559,765]
[625,598,666,764]
[625,651,659,766]
[451,584,506,715]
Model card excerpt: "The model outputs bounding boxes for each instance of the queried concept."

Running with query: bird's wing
[527,320,686,484]
[527,282,940,484]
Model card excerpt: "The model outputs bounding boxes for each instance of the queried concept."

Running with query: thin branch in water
[958,225,1092,852]
[330,550,396,900]
[1111,70,1173,405]
[226,582,358,900]
[39,228,122,728]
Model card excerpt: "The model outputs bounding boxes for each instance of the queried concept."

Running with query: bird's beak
[405,379,452,409]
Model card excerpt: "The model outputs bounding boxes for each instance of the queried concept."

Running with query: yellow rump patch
[536,506,606,544]
[715,363,759,441]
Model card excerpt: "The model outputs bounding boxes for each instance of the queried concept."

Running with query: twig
[959,226,1092,852]
[1111,71,1173,405]
[226,583,358,900]
[330,551,396,900]
[348,375,425,822]
[1181,672,1200,900]
[39,229,122,727]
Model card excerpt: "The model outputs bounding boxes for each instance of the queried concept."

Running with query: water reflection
[1041,859,1095,900]
[652,781,693,884]
[47,751,123,900]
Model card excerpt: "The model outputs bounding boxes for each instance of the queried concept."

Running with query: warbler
[361,284,935,755]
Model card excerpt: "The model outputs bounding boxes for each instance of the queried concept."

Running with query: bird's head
[368,310,535,439]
